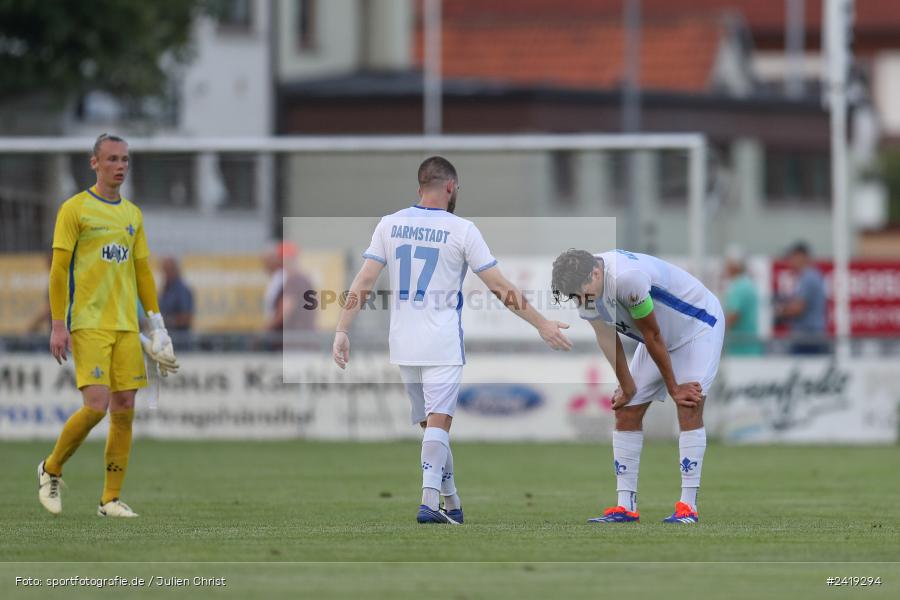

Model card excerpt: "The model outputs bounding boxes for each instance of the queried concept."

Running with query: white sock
[422,488,440,509]
[421,427,449,510]
[441,446,461,511]
[679,427,706,509]
[612,430,643,512]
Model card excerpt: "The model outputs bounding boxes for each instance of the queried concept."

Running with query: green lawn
[1,440,897,599]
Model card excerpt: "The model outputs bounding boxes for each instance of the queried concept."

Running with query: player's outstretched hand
[333,331,350,369]
[670,382,703,408]
[538,320,573,351]
[49,321,70,365]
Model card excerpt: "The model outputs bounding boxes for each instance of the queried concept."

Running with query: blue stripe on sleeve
[473,259,497,273]
[362,252,387,265]
[649,286,717,327]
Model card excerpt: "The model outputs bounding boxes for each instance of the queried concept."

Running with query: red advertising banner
[772,260,900,336]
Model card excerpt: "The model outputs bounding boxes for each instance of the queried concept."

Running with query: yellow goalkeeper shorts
[71,329,147,392]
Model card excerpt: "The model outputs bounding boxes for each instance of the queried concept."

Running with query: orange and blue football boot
[588,506,640,523]
[662,501,699,524]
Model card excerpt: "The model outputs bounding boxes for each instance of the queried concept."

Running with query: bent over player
[38,134,178,518]
[333,156,572,525]
[551,249,724,524]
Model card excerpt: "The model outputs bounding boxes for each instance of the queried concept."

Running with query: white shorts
[398,365,463,425]
[628,318,725,407]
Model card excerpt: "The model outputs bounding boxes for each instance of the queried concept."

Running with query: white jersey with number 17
[363,205,497,366]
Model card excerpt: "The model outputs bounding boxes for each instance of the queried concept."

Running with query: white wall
[180,0,272,136]
[277,0,412,81]
[278,0,360,80]
[873,51,900,136]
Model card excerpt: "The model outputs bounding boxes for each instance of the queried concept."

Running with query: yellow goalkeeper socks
[101,409,134,504]
[44,406,107,476]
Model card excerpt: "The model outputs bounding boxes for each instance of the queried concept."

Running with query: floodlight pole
[622,0,643,253]
[423,0,442,135]
[688,140,707,280]
[785,0,806,98]
[825,0,852,361]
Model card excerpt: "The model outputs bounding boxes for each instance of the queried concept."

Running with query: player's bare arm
[632,309,702,408]
[476,265,572,351]
[333,258,385,368]
[588,319,636,410]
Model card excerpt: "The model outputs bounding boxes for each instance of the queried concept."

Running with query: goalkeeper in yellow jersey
[38,133,179,518]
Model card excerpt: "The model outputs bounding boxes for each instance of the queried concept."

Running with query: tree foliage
[0,0,206,101]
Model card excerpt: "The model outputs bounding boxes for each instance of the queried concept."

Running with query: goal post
[0,133,710,277]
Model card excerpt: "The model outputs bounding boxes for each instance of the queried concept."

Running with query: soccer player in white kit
[551,249,724,524]
[333,156,572,524]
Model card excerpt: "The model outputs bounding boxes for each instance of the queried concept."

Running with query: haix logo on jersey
[101,243,130,264]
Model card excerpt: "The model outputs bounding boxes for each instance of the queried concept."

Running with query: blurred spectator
[25,252,53,334]
[775,242,828,355]
[158,256,195,332]
[263,242,316,349]
[723,246,763,356]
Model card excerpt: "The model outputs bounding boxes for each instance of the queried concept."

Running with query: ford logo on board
[457,384,543,416]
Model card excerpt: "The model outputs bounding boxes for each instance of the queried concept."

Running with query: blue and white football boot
[416,505,460,524]
[442,507,464,524]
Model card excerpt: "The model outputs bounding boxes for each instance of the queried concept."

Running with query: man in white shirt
[551,248,724,524]
[333,156,572,524]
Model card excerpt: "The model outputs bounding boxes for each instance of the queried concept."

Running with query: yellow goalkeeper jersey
[52,187,150,332]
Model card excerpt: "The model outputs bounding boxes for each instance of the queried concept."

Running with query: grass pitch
[1,440,897,599]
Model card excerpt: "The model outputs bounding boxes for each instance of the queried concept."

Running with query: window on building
[765,147,830,204]
[218,154,256,209]
[607,151,629,206]
[657,144,733,206]
[297,0,317,51]
[129,154,196,207]
[658,150,688,205]
[551,151,576,207]
[0,155,47,251]
[213,0,253,33]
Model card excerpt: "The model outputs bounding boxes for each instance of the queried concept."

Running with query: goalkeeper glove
[140,311,180,377]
